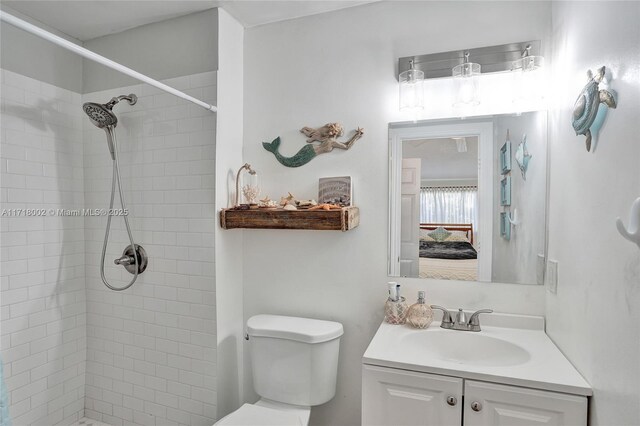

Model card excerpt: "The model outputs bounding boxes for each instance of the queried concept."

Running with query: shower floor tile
[72,417,112,426]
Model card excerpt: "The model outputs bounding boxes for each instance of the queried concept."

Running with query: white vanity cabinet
[362,320,592,426]
[362,365,587,426]
[362,365,462,426]
[463,380,587,425]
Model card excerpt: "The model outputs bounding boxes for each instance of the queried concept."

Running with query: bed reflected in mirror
[389,112,548,285]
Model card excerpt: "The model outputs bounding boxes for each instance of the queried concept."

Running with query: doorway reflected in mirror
[403,137,480,281]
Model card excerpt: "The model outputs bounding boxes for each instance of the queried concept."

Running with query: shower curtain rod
[0,11,218,113]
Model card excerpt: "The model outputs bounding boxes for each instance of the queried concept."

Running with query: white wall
[82,9,218,93]
[242,2,549,424]
[82,72,217,426]
[214,8,245,420]
[546,1,640,424]
[0,6,84,92]
[0,69,86,426]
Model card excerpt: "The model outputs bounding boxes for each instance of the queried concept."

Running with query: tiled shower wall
[82,72,217,426]
[0,69,87,426]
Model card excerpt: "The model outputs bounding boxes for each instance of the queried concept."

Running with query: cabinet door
[362,364,463,426]
[464,380,587,426]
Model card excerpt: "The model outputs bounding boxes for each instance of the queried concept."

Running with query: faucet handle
[468,309,493,329]
[430,305,453,324]
[455,308,466,325]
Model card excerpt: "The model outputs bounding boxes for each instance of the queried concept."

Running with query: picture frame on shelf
[319,176,352,206]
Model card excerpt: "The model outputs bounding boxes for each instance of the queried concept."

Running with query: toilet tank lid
[247,315,344,344]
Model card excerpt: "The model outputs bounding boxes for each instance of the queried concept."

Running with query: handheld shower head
[83,94,138,159]
[83,102,118,128]
[82,93,137,129]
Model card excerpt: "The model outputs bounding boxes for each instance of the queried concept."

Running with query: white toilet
[214,314,344,426]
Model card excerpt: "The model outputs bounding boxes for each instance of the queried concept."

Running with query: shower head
[83,94,137,160]
[82,94,137,129]
[83,102,118,128]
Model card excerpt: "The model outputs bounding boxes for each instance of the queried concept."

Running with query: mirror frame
[388,120,495,281]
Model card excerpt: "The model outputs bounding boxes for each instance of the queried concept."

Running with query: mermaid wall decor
[262,123,364,167]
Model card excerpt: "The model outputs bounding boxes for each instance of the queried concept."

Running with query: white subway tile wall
[82,72,217,426]
[1,70,217,426]
[1,69,87,426]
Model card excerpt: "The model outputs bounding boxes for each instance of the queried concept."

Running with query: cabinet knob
[446,396,457,406]
[471,401,482,412]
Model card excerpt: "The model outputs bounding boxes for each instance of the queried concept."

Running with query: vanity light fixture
[397,41,544,115]
[452,52,481,108]
[235,163,259,207]
[398,59,425,114]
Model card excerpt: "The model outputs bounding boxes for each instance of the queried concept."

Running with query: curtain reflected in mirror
[420,187,478,234]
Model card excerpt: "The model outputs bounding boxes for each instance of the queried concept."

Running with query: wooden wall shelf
[220,207,359,231]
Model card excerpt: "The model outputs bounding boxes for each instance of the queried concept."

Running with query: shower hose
[100,127,139,291]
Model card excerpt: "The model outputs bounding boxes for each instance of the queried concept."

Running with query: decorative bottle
[384,282,408,325]
[406,291,434,329]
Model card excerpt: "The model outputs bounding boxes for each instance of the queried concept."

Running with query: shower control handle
[114,255,135,266]
[116,244,148,275]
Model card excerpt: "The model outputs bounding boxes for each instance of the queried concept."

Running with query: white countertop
[362,314,592,396]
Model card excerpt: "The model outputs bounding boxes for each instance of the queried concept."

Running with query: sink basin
[400,329,531,367]
[363,314,592,396]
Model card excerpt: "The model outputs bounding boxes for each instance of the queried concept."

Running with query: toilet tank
[247,314,344,407]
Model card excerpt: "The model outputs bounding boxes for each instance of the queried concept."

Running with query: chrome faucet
[430,306,493,332]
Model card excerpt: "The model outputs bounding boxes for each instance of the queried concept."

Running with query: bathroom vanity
[362,313,591,425]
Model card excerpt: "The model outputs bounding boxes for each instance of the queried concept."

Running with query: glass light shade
[452,62,481,108]
[514,55,544,72]
[512,56,545,110]
[399,67,425,112]
[241,171,260,204]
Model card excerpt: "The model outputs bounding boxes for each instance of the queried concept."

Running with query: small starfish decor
[308,203,341,211]
[279,192,296,206]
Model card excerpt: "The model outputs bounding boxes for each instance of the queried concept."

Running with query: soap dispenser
[384,282,408,324]
[406,291,434,329]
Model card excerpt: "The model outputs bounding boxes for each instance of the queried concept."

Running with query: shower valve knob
[114,255,134,266]
[114,244,148,275]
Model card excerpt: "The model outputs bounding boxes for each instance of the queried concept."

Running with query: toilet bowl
[213,314,343,426]
[214,399,309,426]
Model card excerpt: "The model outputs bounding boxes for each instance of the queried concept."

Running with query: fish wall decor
[515,134,532,180]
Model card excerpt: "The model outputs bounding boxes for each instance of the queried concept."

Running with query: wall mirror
[388,111,547,285]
